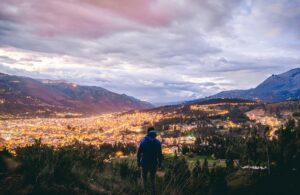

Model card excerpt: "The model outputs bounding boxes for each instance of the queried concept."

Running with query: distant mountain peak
[286,67,300,73]
[199,68,300,103]
[282,68,300,77]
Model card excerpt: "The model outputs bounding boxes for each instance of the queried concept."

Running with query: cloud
[0,0,242,38]
[0,0,299,103]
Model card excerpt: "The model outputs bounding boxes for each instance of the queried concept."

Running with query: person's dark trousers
[142,166,157,194]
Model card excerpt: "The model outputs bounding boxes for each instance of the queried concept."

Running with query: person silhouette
[137,127,162,194]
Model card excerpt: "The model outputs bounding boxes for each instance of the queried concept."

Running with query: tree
[245,134,258,165]
[181,144,189,155]
[192,160,202,179]
[225,147,234,172]
[209,167,227,195]
[277,119,299,173]
[202,158,209,177]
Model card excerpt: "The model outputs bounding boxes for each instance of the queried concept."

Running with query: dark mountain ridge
[0,72,153,116]
[197,68,300,103]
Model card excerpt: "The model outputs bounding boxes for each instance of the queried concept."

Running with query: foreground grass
[112,153,226,171]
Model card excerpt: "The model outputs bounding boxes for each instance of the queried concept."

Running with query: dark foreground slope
[0,118,299,195]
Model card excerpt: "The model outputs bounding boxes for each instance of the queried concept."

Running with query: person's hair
[147,127,155,133]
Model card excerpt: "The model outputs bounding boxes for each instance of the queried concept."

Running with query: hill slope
[0,73,153,116]
[204,68,300,102]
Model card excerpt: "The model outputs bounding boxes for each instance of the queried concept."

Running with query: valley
[1,99,298,153]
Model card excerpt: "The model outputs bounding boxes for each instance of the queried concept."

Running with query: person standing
[137,127,162,194]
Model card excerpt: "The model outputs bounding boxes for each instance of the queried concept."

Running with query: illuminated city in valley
[0,100,293,154]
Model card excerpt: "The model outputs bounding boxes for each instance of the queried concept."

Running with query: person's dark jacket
[137,135,162,168]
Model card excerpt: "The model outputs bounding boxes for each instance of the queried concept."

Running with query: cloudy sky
[0,0,299,103]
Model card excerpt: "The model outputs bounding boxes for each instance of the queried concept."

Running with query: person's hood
[147,131,157,138]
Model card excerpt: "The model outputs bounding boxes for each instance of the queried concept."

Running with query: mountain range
[200,68,300,103]
[1,68,299,117]
[0,72,153,116]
